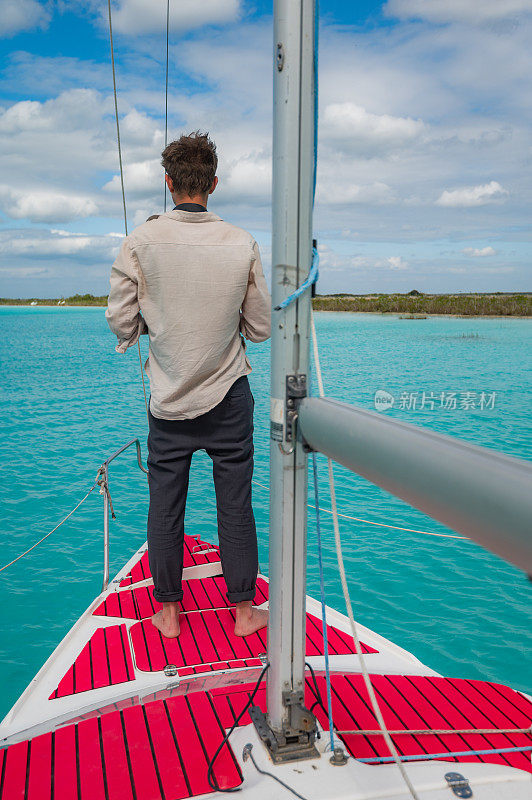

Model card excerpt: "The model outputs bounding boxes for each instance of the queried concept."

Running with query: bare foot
[234,603,269,637]
[151,607,180,638]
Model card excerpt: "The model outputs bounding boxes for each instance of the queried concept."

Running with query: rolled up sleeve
[105,239,147,353]
[239,241,271,343]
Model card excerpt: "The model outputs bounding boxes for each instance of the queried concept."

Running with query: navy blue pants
[147,376,258,605]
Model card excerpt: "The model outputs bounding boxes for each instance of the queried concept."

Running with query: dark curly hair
[161,131,218,197]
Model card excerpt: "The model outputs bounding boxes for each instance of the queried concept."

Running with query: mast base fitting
[329,747,348,766]
[249,700,320,764]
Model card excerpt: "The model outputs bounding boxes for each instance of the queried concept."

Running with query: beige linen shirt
[105,209,271,420]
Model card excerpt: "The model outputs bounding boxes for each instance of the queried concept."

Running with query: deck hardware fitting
[249,691,319,764]
[444,772,473,798]
[285,374,307,441]
[163,664,178,677]
[329,747,348,766]
[276,43,284,71]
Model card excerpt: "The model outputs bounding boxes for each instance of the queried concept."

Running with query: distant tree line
[312,293,532,316]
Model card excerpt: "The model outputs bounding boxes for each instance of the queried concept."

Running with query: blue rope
[274,246,319,311]
[358,745,532,764]
[310,392,335,752]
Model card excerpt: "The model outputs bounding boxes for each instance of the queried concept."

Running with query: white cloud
[0,186,98,223]
[0,265,49,277]
[322,102,426,157]
[109,0,240,36]
[0,229,122,259]
[220,154,272,202]
[383,256,409,270]
[0,0,50,37]
[1,12,532,294]
[319,181,396,205]
[385,0,532,25]
[103,159,161,196]
[463,246,497,257]
[436,181,509,208]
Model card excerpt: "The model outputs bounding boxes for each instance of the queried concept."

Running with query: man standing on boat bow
[106,132,271,639]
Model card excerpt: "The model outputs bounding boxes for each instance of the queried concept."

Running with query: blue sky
[1,0,531,296]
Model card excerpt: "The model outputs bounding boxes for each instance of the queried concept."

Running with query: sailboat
[1,1,531,798]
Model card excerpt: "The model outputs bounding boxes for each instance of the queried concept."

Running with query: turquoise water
[1,307,531,719]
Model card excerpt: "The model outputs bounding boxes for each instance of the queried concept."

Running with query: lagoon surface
[1,307,531,719]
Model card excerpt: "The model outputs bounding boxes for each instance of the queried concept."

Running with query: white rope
[251,479,468,541]
[310,311,421,800]
[0,481,99,573]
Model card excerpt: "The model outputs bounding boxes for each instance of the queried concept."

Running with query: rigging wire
[106,0,149,422]
[163,0,170,212]
[107,0,127,237]
[0,480,99,573]
[310,313,422,800]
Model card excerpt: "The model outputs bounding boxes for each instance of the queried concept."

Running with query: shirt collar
[174,202,207,212]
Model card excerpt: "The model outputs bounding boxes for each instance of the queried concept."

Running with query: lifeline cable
[0,480,99,573]
[251,479,468,541]
[359,745,532,764]
[106,0,149,422]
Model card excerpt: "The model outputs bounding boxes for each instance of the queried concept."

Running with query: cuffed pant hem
[153,590,183,604]
[227,589,256,604]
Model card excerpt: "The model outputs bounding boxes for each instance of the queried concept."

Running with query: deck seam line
[336,676,382,758]
[119,710,137,800]
[198,611,226,662]
[50,730,55,800]
[205,691,243,780]
[97,717,110,800]
[426,676,515,760]
[442,678,522,765]
[403,676,483,763]
[119,624,134,681]
[141,704,166,800]
[138,618,153,671]
[103,629,113,688]
[23,740,31,800]
[75,720,81,800]
[372,677,430,758]
[163,701,192,797]
[463,679,526,727]
[411,677,508,766]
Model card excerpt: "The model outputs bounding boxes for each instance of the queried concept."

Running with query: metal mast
[254,0,318,763]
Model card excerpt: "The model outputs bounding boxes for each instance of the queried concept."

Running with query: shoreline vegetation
[0,291,531,316]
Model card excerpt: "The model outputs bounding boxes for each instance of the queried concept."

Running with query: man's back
[106,208,270,420]
[106,130,270,640]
